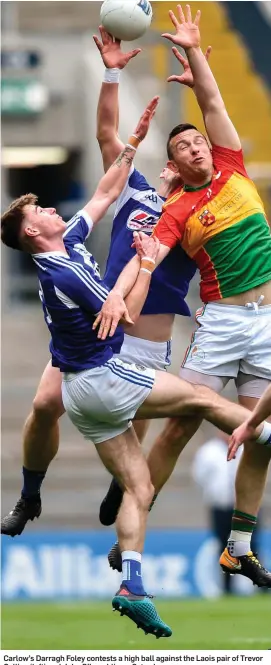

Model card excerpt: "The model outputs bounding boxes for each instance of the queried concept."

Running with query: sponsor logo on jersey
[198,209,216,227]
[126,209,158,233]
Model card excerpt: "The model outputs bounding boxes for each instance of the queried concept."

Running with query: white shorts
[115,333,172,371]
[62,357,155,445]
[181,302,271,385]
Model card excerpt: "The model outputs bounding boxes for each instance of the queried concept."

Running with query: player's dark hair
[167,123,198,159]
[1,193,37,250]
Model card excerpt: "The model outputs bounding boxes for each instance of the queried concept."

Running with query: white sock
[227,531,251,557]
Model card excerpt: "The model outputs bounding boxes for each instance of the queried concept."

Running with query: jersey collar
[183,179,212,193]
[32,250,69,258]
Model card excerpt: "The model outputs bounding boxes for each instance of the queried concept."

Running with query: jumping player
[1,28,198,538]
[2,106,271,634]
[98,6,271,587]
[93,26,198,524]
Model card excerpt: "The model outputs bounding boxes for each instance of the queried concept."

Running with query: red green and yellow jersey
[154,145,271,303]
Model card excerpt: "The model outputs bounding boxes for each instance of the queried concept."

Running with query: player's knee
[161,416,200,447]
[32,391,64,425]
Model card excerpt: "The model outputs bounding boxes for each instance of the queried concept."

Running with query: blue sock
[121,551,146,596]
[21,467,45,499]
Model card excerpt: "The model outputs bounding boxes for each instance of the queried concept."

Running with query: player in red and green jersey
[151,4,271,586]
[158,141,271,302]
[99,5,271,587]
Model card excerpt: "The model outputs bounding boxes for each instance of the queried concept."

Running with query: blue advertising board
[2,529,271,601]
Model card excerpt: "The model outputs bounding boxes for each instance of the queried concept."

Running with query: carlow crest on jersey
[126,209,158,233]
[198,209,216,227]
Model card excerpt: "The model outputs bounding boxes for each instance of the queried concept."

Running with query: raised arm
[94,26,141,171]
[163,4,241,150]
[84,95,159,225]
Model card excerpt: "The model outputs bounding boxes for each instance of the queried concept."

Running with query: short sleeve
[153,210,184,248]
[212,145,248,178]
[63,209,93,246]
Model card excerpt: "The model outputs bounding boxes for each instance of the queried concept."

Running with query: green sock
[228,510,257,557]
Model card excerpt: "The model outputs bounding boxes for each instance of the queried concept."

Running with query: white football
[100,0,152,41]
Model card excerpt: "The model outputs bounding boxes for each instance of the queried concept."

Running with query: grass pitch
[1,596,270,650]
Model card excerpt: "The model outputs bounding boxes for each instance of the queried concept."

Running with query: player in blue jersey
[0,29,199,544]
[0,97,158,538]
[2,125,271,633]
[93,26,199,526]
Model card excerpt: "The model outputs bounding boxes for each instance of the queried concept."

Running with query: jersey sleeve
[212,144,248,177]
[62,209,93,246]
[153,209,184,248]
[114,165,154,216]
[55,264,109,315]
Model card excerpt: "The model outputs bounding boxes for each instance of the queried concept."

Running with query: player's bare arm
[93,240,170,339]
[229,385,271,459]
[163,4,241,150]
[94,233,161,339]
[84,95,159,224]
[94,26,141,171]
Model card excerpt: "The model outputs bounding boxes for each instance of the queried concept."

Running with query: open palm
[162,4,201,50]
[93,25,141,69]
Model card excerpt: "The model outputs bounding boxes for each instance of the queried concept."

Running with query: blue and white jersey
[104,166,197,316]
[33,210,123,372]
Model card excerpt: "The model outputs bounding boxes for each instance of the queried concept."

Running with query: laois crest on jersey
[33,210,123,372]
[104,166,197,316]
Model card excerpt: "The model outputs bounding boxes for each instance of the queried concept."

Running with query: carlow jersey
[33,210,123,372]
[104,166,196,316]
[153,145,271,302]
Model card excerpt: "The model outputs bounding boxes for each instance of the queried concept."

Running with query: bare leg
[133,419,150,445]
[219,394,271,584]
[1,362,64,536]
[97,426,153,552]
[147,416,202,493]
[235,396,271,516]
[136,371,268,439]
[99,418,150,526]
[23,361,64,471]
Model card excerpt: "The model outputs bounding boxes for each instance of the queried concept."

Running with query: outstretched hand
[168,45,212,87]
[162,4,201,50]
[133,96,159,142]
[93,25,141,69]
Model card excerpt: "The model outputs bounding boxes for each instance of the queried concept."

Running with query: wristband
[103,68,121,84]
[141,256,155,264]
[140,259,155,273]
[125,143,137,152]
[140,267,152,275]
[127,134,141,149]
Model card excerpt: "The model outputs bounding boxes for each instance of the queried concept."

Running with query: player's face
[167,129,213,184]
[24,205,66,239]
